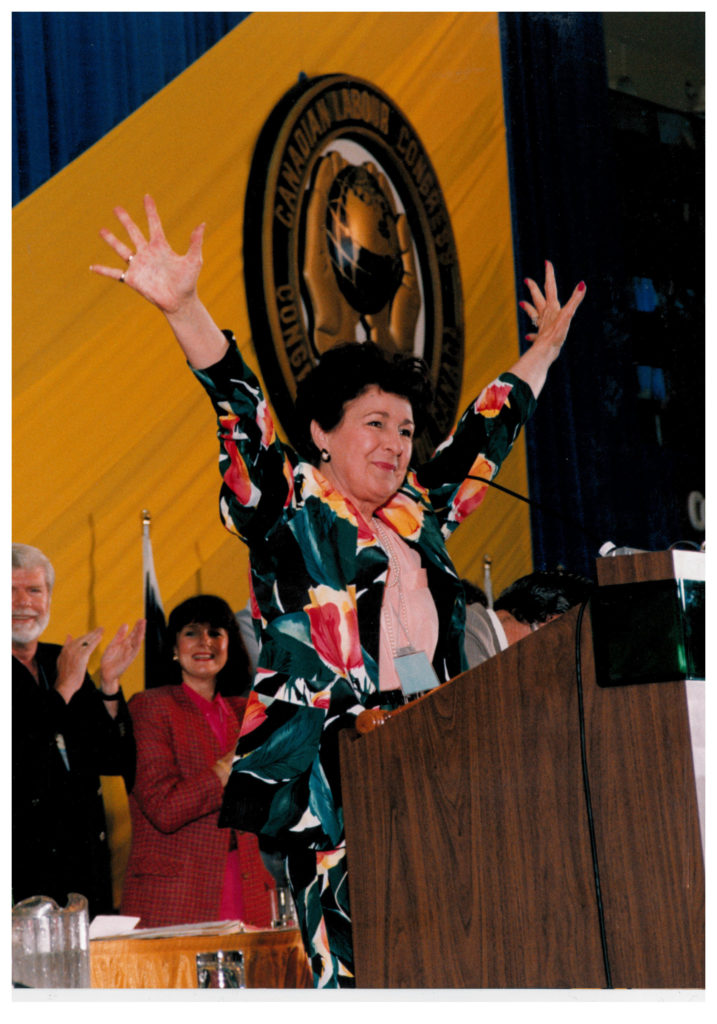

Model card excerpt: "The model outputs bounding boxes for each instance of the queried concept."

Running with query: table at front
[90,926,312,988]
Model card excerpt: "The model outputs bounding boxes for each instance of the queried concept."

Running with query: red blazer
[121,685,275,928]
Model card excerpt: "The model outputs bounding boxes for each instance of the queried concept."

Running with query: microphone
[598,542,646,558]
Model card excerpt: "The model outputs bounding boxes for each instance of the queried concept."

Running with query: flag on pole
[142,510,168,689]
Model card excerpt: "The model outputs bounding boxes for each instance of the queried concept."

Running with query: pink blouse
[373,520,440,692]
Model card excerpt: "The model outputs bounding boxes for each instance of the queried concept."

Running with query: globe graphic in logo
[325,164,405,315]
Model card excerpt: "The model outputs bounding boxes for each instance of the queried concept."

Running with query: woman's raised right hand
[91,194,229,369]
[90,194,205,316]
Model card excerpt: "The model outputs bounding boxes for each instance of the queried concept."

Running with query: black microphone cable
[575,597,613,989]
[465,474,606,549]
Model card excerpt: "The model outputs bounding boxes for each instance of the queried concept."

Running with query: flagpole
[483,553,494,609]
[141,509,167,689]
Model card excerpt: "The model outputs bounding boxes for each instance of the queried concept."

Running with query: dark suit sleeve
[60,674,136,791]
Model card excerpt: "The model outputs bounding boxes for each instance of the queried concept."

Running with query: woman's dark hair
[292,341,434,464]
[165,594,252,696]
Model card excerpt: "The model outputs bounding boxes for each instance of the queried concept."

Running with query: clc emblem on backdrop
[243,73,464,462]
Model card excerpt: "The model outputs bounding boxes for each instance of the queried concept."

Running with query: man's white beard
[12,611,50,645]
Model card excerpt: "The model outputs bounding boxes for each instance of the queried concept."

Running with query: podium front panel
[339,602,704,989]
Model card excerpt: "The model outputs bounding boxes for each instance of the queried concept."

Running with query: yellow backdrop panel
[12,11,533,907]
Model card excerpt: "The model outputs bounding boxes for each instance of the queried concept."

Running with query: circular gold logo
[243,73,464,461]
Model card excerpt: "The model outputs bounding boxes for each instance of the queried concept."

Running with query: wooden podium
[339,553,704,989]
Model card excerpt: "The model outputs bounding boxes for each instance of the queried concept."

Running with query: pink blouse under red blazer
[121,684,274,928]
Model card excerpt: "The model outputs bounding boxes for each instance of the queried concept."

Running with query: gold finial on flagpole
[141,509,151,527]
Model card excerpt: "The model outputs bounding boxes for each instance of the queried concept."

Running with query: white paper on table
[89,915,140,939]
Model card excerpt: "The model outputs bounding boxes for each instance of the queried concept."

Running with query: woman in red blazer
[121,595,275,928]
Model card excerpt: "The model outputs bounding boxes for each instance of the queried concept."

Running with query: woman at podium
[92,195,584,987]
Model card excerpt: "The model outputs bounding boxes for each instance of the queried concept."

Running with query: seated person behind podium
[464,569,595,668]
[12,543,144,917]
[121,595,275,928]
[91,193,585,986]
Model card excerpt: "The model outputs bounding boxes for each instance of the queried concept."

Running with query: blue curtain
[12,11,248,205]
[499,13,619,577]
[499,12,699,577]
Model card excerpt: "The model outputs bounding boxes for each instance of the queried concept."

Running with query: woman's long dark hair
[165,594,252,696]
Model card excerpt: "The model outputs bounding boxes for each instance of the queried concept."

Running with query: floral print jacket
[193,335,536,853]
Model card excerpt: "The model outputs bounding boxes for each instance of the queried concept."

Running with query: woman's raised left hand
[520,260,586,357]
[509,260,586,397]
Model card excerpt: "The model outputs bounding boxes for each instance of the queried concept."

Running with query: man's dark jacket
[12,642,135,916]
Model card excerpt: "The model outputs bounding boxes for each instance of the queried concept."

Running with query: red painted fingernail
[578,281,586,291]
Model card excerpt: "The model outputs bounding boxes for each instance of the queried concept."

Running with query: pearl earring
[320,449,331,463]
